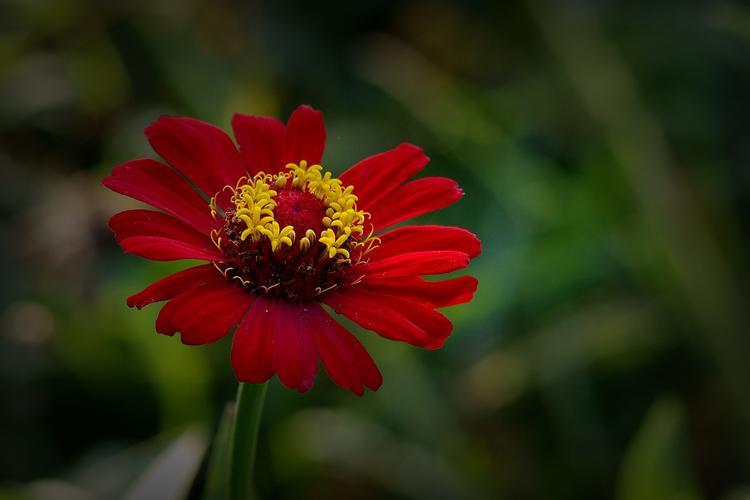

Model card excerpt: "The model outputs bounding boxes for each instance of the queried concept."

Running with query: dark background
[2,0,750,499]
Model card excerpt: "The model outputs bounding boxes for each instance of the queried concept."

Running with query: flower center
[273,189,326,236]
[209,161,374,301]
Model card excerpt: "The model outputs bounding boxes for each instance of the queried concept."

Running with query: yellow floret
[224,162,369,256]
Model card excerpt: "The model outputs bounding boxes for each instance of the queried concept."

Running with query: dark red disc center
[273,188,326,235]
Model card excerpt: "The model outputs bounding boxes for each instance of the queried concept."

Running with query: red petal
[120,236,225,261]
[111,211,224,262]
[339,143,429,211]
[103,159,217,234]
[127,264,221,309]
[324,291,427,346]
[305,302,382,395]
[109,209,211,246]
[231,113,286,175]
[360,276,478,308]
[371,225,481,261]
[353,250,470,279]
[367,177,463,231]
[156,281,252,345]
[146,116,246,199]
[281,105,326,167]
[272,300,318,393]
[231,297,276,384]
[324,288,453,349]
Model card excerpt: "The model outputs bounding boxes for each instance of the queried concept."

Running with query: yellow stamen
[224,162,371,257]
[256,220,294,251]
[299,229,317,251]
[319,228,351,259]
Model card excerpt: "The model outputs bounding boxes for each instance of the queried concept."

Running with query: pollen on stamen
[207,162,375,301]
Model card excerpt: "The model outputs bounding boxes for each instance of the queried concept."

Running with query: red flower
[103,105,480,395]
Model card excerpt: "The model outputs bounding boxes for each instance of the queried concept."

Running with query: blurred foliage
[617,398,702,500]
[2,0,750,498]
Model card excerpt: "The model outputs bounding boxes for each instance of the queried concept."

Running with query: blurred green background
[2,0,750,498]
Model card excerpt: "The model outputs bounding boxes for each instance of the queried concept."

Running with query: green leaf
[617,397,703,500]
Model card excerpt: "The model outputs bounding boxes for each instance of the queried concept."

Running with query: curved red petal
[367,177,463,232]
[231,113,286,175]
[353,250,470,279]
[146,116,246,199]
[156,281,252,345]
[305,302,382,395]
[110,209,223,262]
[109,209,211,246]
[281,105,326,167]
[371,225,481,261]
[110,209,221,262]
[127,264,221,309]
[120,236,225,262]
[342,288,453,349]
[360,275,478,308]
[231,297,276,384]
[339,143,428,211]
[272,300,318,393]
[324,288,452,349]
[102,159,216,234]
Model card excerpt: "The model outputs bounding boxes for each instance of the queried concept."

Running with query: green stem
[228,382,268,500]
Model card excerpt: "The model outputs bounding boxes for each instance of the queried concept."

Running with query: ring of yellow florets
[208,161,377,300]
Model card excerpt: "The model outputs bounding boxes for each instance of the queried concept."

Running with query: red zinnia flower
[103,105,480,395]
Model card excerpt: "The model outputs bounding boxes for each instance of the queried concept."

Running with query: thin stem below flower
[228,382,268,500]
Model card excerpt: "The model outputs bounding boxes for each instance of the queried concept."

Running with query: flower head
[103,105,480,395]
